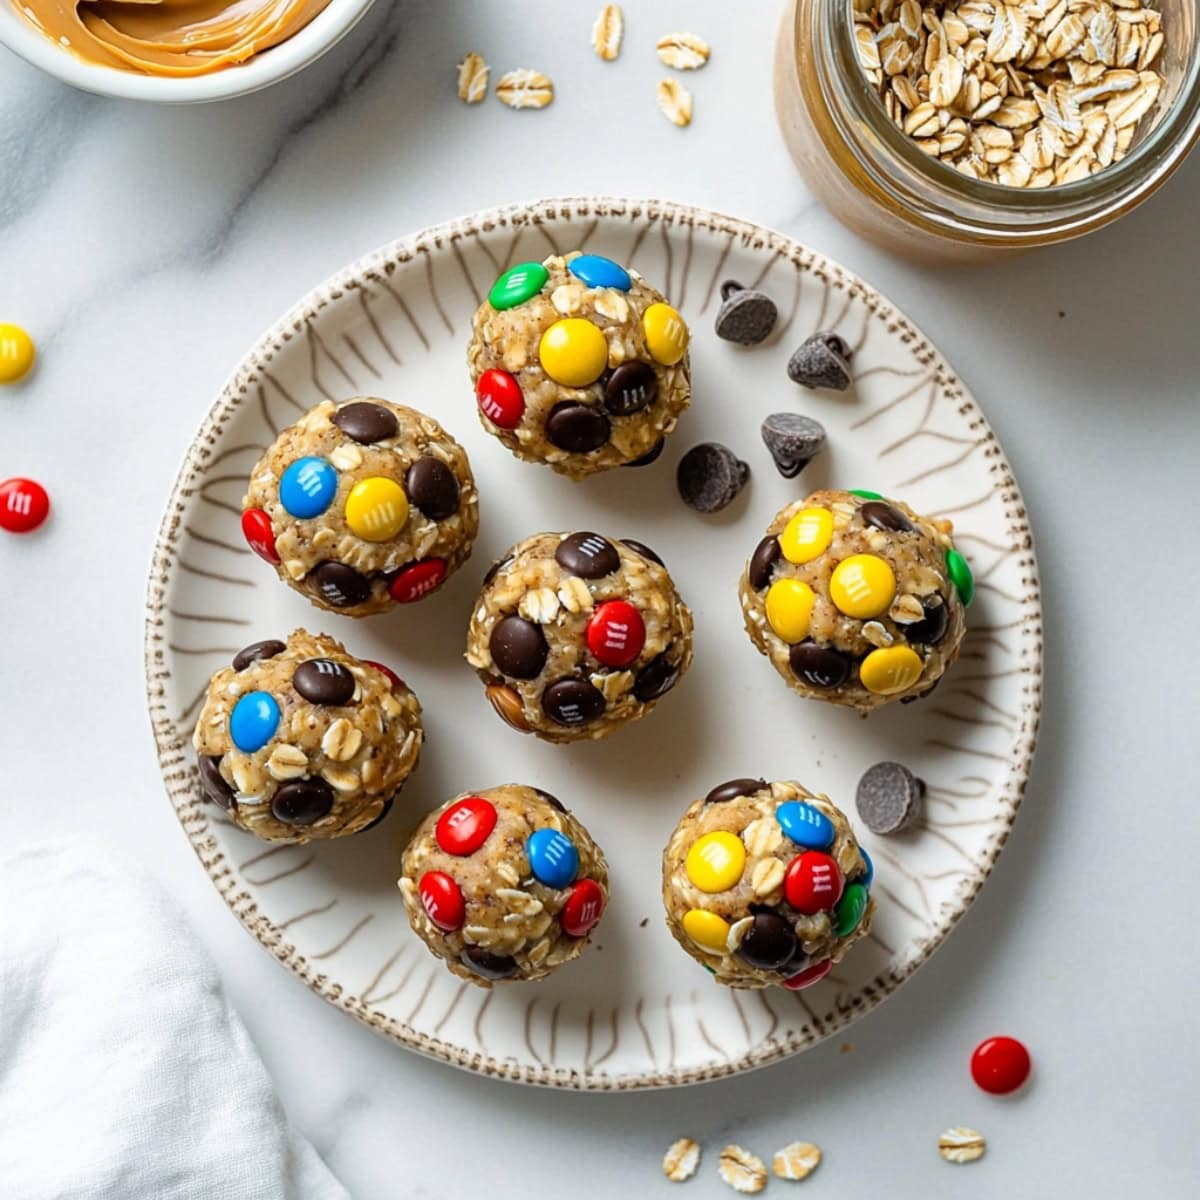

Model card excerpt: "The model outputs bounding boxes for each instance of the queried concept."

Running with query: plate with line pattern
[145,197,1041,1089]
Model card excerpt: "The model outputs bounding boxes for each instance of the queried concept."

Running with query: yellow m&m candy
[345,477,408,541]
[860,645,923,695]
[780,507,833,564]
[685,831,746,893]
[766,579,816,644]
[0,323,35,384]
[830,554,896,618]
[642,303,689,366]
[538,318,609,387]
[682,908,731,953]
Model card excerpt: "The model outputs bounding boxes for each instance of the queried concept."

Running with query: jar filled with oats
[774,0,1200,261]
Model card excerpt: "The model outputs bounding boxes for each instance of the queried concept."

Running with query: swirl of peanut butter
[15,0,332,76]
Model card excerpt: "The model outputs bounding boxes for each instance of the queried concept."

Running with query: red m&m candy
[971,1036,1031,1094]
[364,660,404,690]
[477,369,525,430]
[784,851,844,914]
[781,959,832,991]
[435,796,498,856]
[388,557,447,603]
[0,477,49,534]
[586,600,645,668]
[241,507,279,564]
[561,879,605,937]
[419,871,465,932]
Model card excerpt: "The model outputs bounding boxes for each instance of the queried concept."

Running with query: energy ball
[662,779,874,989]
[241,398,479,617]
[739,489,971,712]
[398,784,609,986]
[465,532,694,742]
[192,629,422,843]
[468,252,691,477]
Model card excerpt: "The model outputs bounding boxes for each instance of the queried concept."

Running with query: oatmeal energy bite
[242,398,478,617]
[468,252,691,477]
[399,784,608,985]
[466,531,694,742]
[662,780,874,989]
[193,629,422,843]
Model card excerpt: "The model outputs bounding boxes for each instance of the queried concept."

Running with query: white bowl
[0,0,378,103]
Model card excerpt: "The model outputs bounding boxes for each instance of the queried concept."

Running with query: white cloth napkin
[0,840,349,1200]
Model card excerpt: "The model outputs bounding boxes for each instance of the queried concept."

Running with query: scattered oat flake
[662,1138,701,1183]
[772,1141,822,1181]
[657,78,693,127]
[592,4,623,61]
[496,69,554,110]
[456,51,489,103]
[938,1127,987,1164]
[718,1146,767,1194]
[657,31,711,70]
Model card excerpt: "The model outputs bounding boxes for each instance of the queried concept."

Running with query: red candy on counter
[435,796,498,857]
[971,1036,1031,1094]
[241,507,279,563]
[784,851,844,914]
[781,959,832,990]
[586,599,646,668]
[561,879,605,937]
[419,871,465,932]
[388,557,447,603]
[477,369,525,429]
[0,477,49,534]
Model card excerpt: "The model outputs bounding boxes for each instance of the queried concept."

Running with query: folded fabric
[0,839,348,1200]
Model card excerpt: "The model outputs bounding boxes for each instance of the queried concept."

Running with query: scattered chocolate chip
[357,796,394,833]
[198,755,234,810]
[555,532,620,579]
[706,778,766,805]
[905,596,949,645]
[789,642,853,688]
[545,401,610,453]
[856,761,926,835]
[542,677,606,727]
[620,538,664,566]
[749,536,781,590]
[534,788,566,812]
[405,456,459,520]
[761,413,826,479]
[623,438,666,468]
[633,654,679,702]
[462,946,518,981]
[715,282,778,345]
[861,501,914,533]
[482,555,513,588]
[293,658,356,706]
[232,639,286,671]
[332,400,398,444]
[677,442,750,513]
[486,682,531,732]
[312,561,372,608]
[272,777,335,826]
[604,361,658,415]
[489,616,549,679]
[788,331,853,391]
[738,912,798,970]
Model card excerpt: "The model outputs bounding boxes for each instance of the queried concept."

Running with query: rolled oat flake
[677,442,749,513]
[856,760,925,834]
[715,281,778,345]
[761,412,827,478]
[788,331,852,391]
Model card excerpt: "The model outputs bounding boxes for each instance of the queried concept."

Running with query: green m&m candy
[489,261,549,311]
[849,489,883,500]
[946,547,974,606]
[834,882,869,937]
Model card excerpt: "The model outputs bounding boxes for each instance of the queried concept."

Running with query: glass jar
[775,0,1200,262]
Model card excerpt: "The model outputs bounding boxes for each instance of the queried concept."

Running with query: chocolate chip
[905,596,949,645]
[620,538,663,566]
[677,442,749,513]
[542,678,606,727]
[748,536,781,590]
[545,402,610,453]
[534,788,566,812]
[232,639,286,671]
[293,658,356,705]
[482,555,513,588]
[604,361,658,415]
[332,400,398,444]
[489,616,549,679]
[555,532,620,578]
[738,912,798,970]
[855,761,925,835]
[198,755,234,810]
[633,654,679,702]
[715,284,779,345]
[705,778,766,805]
[788,331,853,391]
[623,438,665,468]
[405,456,459,521]
[789,642,852,688]
[761,413,827,479]
[462,946,518,981]
[861,501,914,533]
[357,796,394,833]
[271,777,334,826]
[312,561,372,608]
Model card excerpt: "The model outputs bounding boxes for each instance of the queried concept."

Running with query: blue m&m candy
[526,828,580,889]
[568,254,632,292]
[776,800,835,850]
[859,847,874,890]
[279,457,337,519]
[230,691,280,753]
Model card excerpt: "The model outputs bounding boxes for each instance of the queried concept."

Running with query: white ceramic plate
[146,198,1041,1089]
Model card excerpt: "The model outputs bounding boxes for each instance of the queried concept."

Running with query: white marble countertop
[3,1,1199,1196]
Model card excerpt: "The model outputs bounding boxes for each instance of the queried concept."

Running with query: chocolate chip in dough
[789,642,852,689]
[332,401,398,444]
[604,361,658,415]
[271,777,335,826]
[489,616,549,679]
[738,912,798,970]
[542,678,606,727]
[198,755,235,810]
[905,596,949,645]
[555,532,620,579]
[482,555,514,588]
[405,456,459,520]
[232,640,286,672]
[715,281,779,346]
[357,796,394,833]
[620,538,664,567]
[748,536,781,590]
[623,438,666,468]
[534,788,566,813]
[705,778,766,805]
[761,413,826,479]
[788,331,853,391]
[856,761,925,835]
[462,946,518,981]
[312,561,373,608]
[293,658,356,706]
[545,402,610,453]
[632,653,679,702]
[677,442,750,513]
[861,501,914,533]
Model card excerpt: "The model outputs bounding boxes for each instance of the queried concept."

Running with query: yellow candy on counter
[830,553,896,618]
[780,507,833,564]
[682,908,731,953]
[538,318,609,387]
[642,302,689,366]
[860,645,924,695]
[345,477,408,542]
[685,831,746,893]
[0,323,36,384]
[766,578,816,644]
